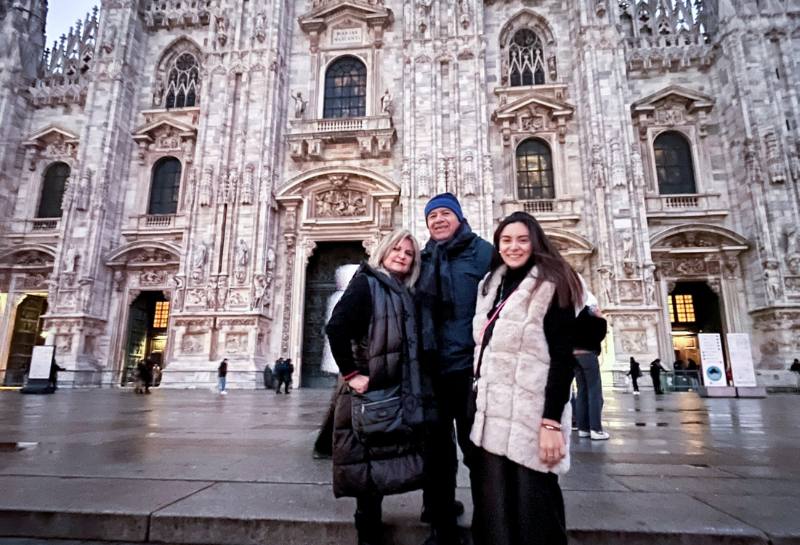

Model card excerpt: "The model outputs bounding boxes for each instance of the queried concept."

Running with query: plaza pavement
[0,387,798,545]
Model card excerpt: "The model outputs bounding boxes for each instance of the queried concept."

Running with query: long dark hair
[484,211,583,308]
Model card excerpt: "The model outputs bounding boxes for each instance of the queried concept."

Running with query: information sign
[727,333,757,387]
[698,333,727,387]
[29,345,55,380]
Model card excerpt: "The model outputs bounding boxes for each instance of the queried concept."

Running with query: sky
[45,0,99,47]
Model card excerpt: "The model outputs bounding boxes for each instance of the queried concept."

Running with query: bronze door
[301,241,365,388]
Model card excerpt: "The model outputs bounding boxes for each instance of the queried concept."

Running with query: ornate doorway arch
[650,224,749,366]
[275,167,400,385]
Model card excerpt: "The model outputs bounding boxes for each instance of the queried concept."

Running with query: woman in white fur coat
[469,211,583,545]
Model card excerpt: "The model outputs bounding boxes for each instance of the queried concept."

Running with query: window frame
[508,28,546,87]
[320,54,369,119]
[36,161,71,219]
[514,137,556,201]
[147,156,183,215]
[652,130,698,195]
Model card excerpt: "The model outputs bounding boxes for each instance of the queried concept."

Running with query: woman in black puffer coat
[325,229,432,545]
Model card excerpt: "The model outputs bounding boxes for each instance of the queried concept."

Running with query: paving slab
[613,476,800,496]
[565,491,769,545]
[694,494,800,545]
[0,476,212,542]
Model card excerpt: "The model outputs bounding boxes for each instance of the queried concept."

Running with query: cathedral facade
[0,0,798,389]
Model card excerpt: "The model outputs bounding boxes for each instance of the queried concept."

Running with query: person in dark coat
[627,357,642,395]
[573,294,609,441]
[416,193,493,545]
[48,356,65,392]
[791,358,800,373]
[274,358,293,394]
[650,358,667,394]
[325,229,431,545]
[218,358,228,395]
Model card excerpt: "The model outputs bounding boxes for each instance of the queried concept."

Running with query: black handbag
[351,384,410,442]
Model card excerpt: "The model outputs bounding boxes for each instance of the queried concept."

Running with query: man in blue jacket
[417,193,494,545]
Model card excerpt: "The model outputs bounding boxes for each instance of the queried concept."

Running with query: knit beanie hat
[424,192,464,222]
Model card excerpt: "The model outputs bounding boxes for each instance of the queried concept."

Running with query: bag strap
[475,287,516,382]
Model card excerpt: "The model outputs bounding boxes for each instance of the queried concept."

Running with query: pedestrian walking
[650,358,667,394]
[416,192,494,545]
[275,358,294,394]
[791,358,800,373]
[573,292,609,441]
[627,356,642,395]
[48,357,65,392]
[218,358,228,395]
[469,211,582,545]
[263,363,273,390]
[325,229,432,545]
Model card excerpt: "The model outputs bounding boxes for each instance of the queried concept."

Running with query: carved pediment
[23,126,80,162]
[492,90,574,145]
[632,85,715,139]
[132,119,196,145]
[0,245,56,270]
[650,225,748,254]
[298,1,393,51]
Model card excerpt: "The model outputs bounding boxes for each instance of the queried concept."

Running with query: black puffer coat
[325,264,430,498]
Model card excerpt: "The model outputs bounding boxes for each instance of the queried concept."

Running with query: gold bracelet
[541,423,561,431]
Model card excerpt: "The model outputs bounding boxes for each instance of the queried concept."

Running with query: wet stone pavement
[0,387,798,545]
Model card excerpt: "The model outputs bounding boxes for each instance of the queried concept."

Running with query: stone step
[0,476,778,545]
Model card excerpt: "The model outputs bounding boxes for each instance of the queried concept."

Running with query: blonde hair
[368,229,421,288]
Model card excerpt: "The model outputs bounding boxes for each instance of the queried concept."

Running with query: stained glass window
[516,139,554,200]
[323,57,367,119]
[654,131,696,194]
[37,162,70,218]
[509,29,545,86]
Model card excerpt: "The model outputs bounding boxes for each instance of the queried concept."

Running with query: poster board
[727,333,757,388]
[698,333,727,387]
[28,345,55,380]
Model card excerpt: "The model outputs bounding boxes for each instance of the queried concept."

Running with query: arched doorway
[122,291,170,387]
[668,281,723,368]
[301,241,366,388]
[5,295,48,386]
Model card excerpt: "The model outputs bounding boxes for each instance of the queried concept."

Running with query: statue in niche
[291,92,307,119]
[63,246,78,273]
[199,167,213,207]
[380,89,393,114]
[75,169,92,211]
[235,239,249,268]
[320,264,360,374]
[784,223,800,257]
[192,240,208,272]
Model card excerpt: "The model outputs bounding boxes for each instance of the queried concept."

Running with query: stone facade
[0,0,798,388]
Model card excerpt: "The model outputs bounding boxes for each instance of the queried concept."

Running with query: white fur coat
[469,265,572,474]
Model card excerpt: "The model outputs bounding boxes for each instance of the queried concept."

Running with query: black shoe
[276,391,282,394]
[421,527,463,545]
[312,449,331,460]
[420,500,465,523]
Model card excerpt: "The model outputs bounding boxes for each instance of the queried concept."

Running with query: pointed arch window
[323,56,367,119]
[37,162,70,218]
[165,52,199,109]
[509,29,545,86]
[654,131,696,194]
[516,139,554,200]
[148,157,182,215]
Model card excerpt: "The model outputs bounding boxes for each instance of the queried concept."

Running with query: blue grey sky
[45,0,99,47]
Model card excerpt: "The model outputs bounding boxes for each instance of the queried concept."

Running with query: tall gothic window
[323,56,367,119]
[654,131,696,194]
[516,139,554,200]
[37,162,70,218]
[509,29,545,86]
[148,157,182,215]
[165,52,199,109]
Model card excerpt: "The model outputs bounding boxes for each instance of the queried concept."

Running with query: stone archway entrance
[276,167,400,387]
[122,291,171,387]
[650,224,749,382]
[4,295,48,386]
[301,241,366,388]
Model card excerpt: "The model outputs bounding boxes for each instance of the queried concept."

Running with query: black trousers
[650,370,663,394]
[423,368,474,530]
[471,448,567,545]
[355,494,383,543]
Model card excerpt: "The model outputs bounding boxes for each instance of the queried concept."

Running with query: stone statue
[320,264,360,373]
[380,89,393,114]
[235,238,249,267]
[784,223,800,256]
[63,246,78,273]
[192,240,208,271]
[291,92,307,119]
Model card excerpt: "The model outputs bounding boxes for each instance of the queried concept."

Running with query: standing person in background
[218,358,228,395]
[627,357,642,396]
[417,193,494,545]
[325,229,431,545]
[649,358,667,394]
[791,358,800,373]
[573,293,609,441]
[469,211,582,545]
